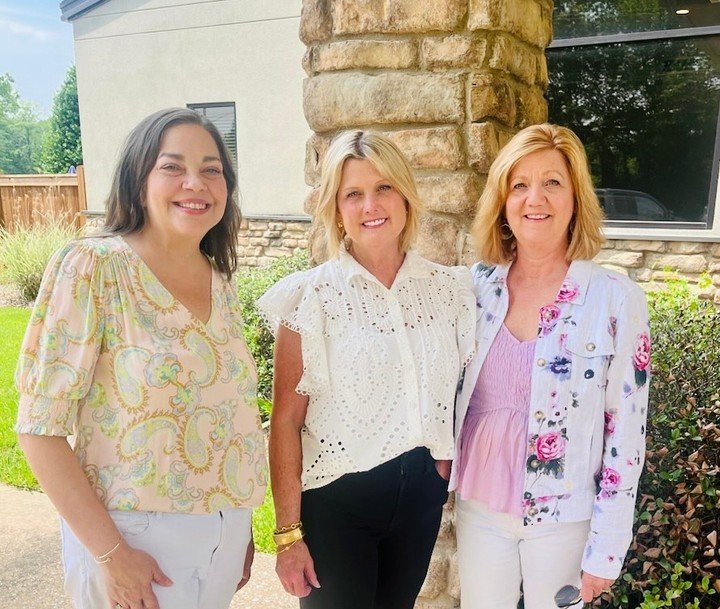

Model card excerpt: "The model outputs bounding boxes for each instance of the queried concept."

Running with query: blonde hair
[316,130,423,257]
[472,123,604,264]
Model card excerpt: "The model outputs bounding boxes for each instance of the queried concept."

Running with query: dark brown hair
[103,107,240,278]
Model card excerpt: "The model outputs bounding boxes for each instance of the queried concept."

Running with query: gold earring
[337,220,344,230]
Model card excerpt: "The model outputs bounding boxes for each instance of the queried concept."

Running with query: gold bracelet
[276,539,301,554]
[273,521,302,535]
[94,538,122,564]
[273,526,304,546]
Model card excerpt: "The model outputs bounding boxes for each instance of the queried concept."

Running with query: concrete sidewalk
[0,484,294,609]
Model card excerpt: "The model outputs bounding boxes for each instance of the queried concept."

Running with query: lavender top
[456,324,536,517]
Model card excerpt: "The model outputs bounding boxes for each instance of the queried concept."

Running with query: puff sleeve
[15,241,106,436]
[256,270,329,397]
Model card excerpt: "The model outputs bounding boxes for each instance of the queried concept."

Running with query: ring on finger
[114,603,124,609]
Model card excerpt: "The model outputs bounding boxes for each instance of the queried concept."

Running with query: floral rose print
[539,305,561,336]
[604,410,616,435]
[556,278,580,303]
[633,332,651,386]
[598,467,622,499]
[536,431,568,461]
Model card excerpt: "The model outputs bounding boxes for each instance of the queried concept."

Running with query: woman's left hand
[580,571,614,603]
[236,538,255,591]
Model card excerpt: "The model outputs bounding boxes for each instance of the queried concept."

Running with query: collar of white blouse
[337,242,432,287]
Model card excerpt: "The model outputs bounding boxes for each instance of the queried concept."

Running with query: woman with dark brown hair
[16,108,267,609]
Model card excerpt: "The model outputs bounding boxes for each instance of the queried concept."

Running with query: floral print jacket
[450,260,650,579]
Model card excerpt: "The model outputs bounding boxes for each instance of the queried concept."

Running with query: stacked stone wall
[236,216,310,267]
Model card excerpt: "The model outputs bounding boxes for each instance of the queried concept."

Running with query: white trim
[603,178,720,242]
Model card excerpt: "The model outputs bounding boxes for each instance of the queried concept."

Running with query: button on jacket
[450,260,650,579]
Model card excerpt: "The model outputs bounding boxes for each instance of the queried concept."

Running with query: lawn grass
[0,306,277,551]
[0,307,36,489]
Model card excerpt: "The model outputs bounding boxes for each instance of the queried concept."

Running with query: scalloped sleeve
[15,241,106,436]
[256,270,329,396]
[451,265,477,369]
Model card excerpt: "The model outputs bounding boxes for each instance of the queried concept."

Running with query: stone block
[418,554,449,599]
[421,34,487,70]
[615,240,666,253]
[417,215,460,265]
[304,188,321,215]
[265,247,293,257]
[417,172,482,216]
[383,127,464,170]
[489,34,539,85]
[470,72,516,126]
[467,122,499,173]
[468,0,552,48]
[514,84,547,128]
[599,263,629,276]
[304,72,464,132]
[667,241,709,254]
[645,253,708,274]
[249,237,270,247]
[593,250,644,268]
[711,243,720,258]
[447,552,460,599]
[536,54,549,88]
[300,0,332,45]
[302,47,314,76]
[305,134,331,186]
[332,0,466,35]
[309,222,329,264]
[633,268,653,282]
[461,230,477,266]
[314,39,417,72]
[651,270,701,283]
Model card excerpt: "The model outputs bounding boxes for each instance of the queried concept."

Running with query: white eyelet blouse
[257,246,476,490]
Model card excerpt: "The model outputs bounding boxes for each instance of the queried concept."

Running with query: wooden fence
[0,166,87,231]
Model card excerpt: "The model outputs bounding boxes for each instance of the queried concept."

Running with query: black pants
[299,447,449,609]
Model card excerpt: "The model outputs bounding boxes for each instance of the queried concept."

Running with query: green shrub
[602,277,720,608]
[0,216,79,302]
[236,251,309,418]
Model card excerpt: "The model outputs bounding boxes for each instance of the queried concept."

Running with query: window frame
[548,23,720,241]
[186,101,238,171]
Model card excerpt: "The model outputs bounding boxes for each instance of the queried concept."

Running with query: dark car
[595,188,680,222]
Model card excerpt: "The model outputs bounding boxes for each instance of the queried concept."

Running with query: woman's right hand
[101,542,173,609]
[275,539,320,597]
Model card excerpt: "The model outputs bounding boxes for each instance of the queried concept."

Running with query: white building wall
[71,0,310,215]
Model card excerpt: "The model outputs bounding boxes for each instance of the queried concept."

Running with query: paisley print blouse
[15,236,267,514]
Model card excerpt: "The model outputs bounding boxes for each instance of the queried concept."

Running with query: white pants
[61,508,252,609]
[456,498,589,609]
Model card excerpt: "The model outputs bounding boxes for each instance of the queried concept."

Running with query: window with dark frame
[187,102,238,170]
[547,0,720,230]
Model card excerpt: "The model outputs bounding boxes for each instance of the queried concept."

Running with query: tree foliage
[40,65,83,173]
[0,73,46,174]
[548,0,719,223]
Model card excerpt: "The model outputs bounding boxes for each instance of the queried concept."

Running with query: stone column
[300,2,552,607]
[300,0,552,270]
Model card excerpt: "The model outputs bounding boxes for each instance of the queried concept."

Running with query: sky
[0,0,76,118]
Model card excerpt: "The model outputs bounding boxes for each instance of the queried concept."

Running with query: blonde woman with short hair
[452,123,650,609]
[258,130,475,609]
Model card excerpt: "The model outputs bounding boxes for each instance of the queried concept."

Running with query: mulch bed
[0,284,29,308]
